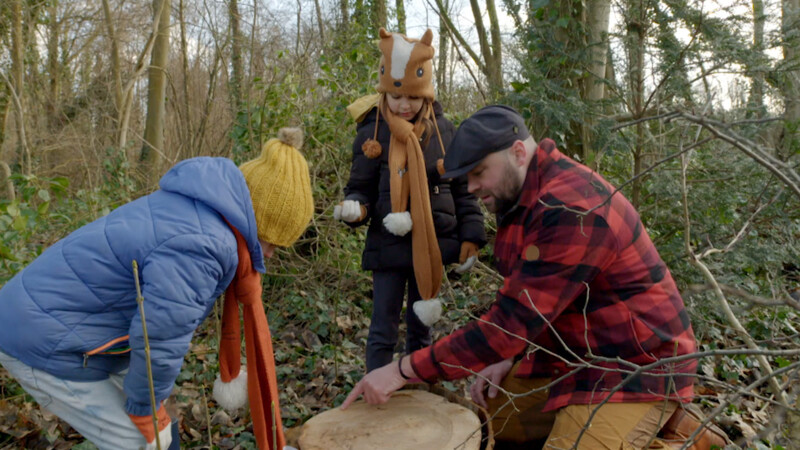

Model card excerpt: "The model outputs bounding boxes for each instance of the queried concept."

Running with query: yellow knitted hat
[239,127,314,247]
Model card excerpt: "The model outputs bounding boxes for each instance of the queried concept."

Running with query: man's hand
[340,358,410,409]
[333,200,365,222]
[469,358,514,409]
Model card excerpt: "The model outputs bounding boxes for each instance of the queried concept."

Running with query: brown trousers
[485,363,678,449]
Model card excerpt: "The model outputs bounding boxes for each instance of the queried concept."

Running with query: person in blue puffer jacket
[0,128,313,450]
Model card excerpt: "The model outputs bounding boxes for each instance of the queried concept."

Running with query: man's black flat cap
[442,105,530,179]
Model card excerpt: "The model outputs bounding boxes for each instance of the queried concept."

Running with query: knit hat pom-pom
[436,159,445,176]
[362,139,382,159]
[278,127,304,150]
[213,368,249,411]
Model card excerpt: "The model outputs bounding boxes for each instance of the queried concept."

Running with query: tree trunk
[0,160,12,202]
[749,0,766,115]
[467,0,502,96]
[585,0,611,102]
[340,0,349,28]
[46,0,61,128]
[178,0,191,160]
[10,0,30,175]
[296,0,302,53]
[354,0,366,29]
[396,0,406,34]
[437,1,449,96]
[102,0,123,112]
[626,0,647,208]
[435,0,502,98]
[229,0,244,114]
[781,0,800,159]
[372,0,387,30]
[314,0,325,40]
[140,0,171,174]
[485,0,503,95]
[0,83,9,161]
[578,0,611,165]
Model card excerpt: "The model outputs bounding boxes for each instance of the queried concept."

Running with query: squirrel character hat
[365,28,445,325]
[239,127,313,247]
[376,28,435,100]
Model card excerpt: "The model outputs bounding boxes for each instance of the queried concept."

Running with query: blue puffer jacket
[0,157,264,416]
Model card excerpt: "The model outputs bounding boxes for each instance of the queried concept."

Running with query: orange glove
[456,242,479,273]
[129,404,171,448]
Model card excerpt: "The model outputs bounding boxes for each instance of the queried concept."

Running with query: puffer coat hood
[0,157,261,416]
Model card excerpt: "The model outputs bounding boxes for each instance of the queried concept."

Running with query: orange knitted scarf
[382,99,443,300]
[219,225,285,450]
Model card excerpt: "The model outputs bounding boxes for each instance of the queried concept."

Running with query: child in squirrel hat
[0,128,311,450]
[335,28,486,372]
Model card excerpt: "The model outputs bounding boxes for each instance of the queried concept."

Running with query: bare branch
[680,149,789,407]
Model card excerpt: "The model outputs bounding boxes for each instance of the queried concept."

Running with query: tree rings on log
[298,389,482,450]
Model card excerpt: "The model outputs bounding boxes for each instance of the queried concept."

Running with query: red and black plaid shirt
[410,139,697,411]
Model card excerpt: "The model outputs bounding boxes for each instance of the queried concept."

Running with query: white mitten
[334,200,363,222]
[144,424,172,450]
[383,211,412,236]
[413,298,443,327]
[454,255,477,274]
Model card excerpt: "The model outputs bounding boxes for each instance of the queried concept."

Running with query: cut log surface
[298,389,482,450]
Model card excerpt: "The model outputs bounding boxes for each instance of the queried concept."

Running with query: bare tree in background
[10,0,30,175]
[749,0,766,116]
[102,0,124,116]
[177,0,191,160]
[436,0,449,96]
[396,0,406,34]
[0,2,10,164]
[140,0,171,176]
[313,0,325,39]
[623,0,648,208]
[229,0,244,114]
[432,0,503,98]
[339,0,349,29]
[372,0,387,31]
[46,0,61,129]
[580,0,611,165]
[781,0,800,159]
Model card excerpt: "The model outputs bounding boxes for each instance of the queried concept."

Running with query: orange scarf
[219,225,285,450]
[382,99,443,300]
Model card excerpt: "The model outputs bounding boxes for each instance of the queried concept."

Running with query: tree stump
[298,389,483,450]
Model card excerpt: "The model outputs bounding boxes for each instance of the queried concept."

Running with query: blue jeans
[0,348,178,449]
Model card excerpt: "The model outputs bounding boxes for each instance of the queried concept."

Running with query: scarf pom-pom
[436,159,445,176]
[413,299,442,326]
[213,368,248,410]
[362,139,382,159]
[383,211,412,236]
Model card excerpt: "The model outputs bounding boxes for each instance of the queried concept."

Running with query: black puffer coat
[344,102,487,271]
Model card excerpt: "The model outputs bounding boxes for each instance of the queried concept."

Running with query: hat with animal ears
[376,28,435,100]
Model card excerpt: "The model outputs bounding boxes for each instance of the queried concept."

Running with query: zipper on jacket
[83,335,131,367]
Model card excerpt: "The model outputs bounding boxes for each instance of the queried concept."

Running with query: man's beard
[490,160,523,214]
